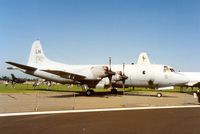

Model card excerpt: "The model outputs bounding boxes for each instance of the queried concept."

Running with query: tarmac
[0,107,200,134]
[0,91,200,134]
[0,91,198,113]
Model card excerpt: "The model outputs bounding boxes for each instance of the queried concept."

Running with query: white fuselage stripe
[0,105,200,117]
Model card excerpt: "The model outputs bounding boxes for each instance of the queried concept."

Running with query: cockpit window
[163,66,168,72]
[170,68,175,72]
[163,66,175,72]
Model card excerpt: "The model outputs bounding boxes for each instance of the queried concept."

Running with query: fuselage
[26,59,189,89]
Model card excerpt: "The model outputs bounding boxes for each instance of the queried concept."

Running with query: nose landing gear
[157,93,162,97]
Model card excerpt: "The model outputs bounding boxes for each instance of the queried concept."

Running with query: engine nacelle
[95,83,105,88]
[90,66,110,79]
[95,78,109,88]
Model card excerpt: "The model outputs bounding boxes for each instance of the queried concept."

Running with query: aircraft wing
[6,62,37,71]
[42,70,86,80]
[42,70,101,88]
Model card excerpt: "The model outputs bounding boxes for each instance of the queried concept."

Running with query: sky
[1,0,200,77]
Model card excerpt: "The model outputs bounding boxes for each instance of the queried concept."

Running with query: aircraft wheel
[86,89,94,96]
[157,93,162,97]
[111,89,118,94]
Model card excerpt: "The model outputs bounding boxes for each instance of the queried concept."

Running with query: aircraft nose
[175,73,189,86]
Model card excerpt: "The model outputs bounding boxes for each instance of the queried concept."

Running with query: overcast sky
[1,0,200,77]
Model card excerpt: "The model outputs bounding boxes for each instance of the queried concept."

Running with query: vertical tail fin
[137,52,151,65]
[27,40,48,68]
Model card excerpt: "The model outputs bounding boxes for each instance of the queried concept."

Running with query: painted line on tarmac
[0,105,200,117]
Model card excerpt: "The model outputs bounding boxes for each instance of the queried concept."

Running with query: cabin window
[142,70,146,75]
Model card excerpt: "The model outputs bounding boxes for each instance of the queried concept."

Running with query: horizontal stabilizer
[42,70,86,80]
[6,62,37,71]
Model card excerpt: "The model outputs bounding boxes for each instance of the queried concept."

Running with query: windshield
[163,66,175,72]
[169,68,175,72]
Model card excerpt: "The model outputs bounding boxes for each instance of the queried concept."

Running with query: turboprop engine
[112,71,123,82]
[90,66,115,79]
[113,71,128,82]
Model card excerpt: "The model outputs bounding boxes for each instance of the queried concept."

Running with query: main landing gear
[86,89,94,96]
[111,88,118,94]
[85,89,118,96]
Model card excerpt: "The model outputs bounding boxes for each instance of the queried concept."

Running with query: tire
[111,89,118,94]
[86,89,94,96]
[157,93,162,97]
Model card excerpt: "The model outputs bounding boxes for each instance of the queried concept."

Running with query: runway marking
[0,105,200,117]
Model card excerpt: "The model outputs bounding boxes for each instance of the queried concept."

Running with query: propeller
[121,63,128,90]
[107,57,115,89]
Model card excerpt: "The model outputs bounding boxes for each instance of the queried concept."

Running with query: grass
[0,84,198,94]
[0,84,35,93]
[0,84,68,93]
[0,84,111,93]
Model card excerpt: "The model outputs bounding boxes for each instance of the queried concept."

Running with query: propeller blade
[123,63,125,75]
[109,57,111,71]
[108,57,113,89]
[122,63,128,90]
